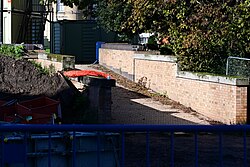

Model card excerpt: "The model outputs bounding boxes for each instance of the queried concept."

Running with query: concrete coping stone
[133,54,177,62]
[37,52,48,60]
[81,76,116,87]
[38,52,75,61]
[177,71,249,86]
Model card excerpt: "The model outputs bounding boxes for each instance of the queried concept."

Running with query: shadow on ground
[124,132,250,167]
[111,86,209,125]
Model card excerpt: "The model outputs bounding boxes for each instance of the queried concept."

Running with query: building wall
[3,0,45,44]
[35,59,63,71]
[53,4,82,20]
[44,3,83,42]
[99,48,249,124]
[11,13,23,43]
[3,0,12,44]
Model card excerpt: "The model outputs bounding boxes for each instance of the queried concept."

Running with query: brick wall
[99,49,136,80]
[34,53,75,71]
[99,48,249,124]
[35,59,63,71]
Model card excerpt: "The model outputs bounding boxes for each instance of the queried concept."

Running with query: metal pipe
[0,124,250,132]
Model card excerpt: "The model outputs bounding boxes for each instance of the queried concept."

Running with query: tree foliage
[44,0,250,74]
[163,0,250,73]
[96,0,133,38]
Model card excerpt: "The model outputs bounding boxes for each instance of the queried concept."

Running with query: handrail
[0,124,250,132]
[226,56,250,76]
[0,124,249,167]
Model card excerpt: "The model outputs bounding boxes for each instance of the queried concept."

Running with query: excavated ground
[0,55,79,123]
[0,55,74,100]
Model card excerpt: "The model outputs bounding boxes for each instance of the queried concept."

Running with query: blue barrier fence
[0,124,249,167]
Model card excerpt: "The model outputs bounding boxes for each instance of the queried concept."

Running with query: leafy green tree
[43,0,168,39]
[44,0,250,74]
[162,0,250,74]
[97,0,133,39]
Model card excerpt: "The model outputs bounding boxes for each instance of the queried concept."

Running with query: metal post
[244,130,247,167]
[97,132,101,167]
[121,131,125,167]
[195,132,198,167]
[72,131,76,167]
[24,132,28,167]
[1,134,4,167]
[146,131,150,167]
[226,57,229,75]
[219,133,223,167]
[48,132,52,167]
[170,132,174,167]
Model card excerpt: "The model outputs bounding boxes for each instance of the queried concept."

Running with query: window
[57,0,64,12]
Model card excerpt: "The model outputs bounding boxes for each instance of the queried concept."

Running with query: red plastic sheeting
[63,70,111,79]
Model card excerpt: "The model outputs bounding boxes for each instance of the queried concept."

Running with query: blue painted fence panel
[0,124,249,167]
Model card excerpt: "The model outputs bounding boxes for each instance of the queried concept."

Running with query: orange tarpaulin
[63,70,110,78]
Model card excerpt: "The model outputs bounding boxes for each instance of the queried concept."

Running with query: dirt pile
[0,55,76,102]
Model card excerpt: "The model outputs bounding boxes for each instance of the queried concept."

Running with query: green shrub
[0,44,25,59]
[30,60,56,75]
[160,45,173,55]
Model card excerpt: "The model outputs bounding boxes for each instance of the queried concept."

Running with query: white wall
[3,0,12,44]
[44,3,83,42]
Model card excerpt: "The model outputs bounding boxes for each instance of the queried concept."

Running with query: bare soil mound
[0,55,75,101]
[0,55,82,124]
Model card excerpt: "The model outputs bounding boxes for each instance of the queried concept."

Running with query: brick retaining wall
[99,48,249,124]
[99,49,135,80]
[35,59,63,71]
[34,53,75,71]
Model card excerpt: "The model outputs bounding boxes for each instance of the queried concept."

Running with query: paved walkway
[76,64,211,125]
[111,84,210,125]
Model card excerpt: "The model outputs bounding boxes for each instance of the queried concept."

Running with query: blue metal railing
[0,124,249,167]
